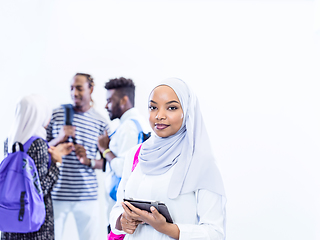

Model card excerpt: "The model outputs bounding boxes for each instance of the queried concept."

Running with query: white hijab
[139,78,226,201]
[7,94,52,151]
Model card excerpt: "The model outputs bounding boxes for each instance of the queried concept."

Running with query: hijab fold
[7,94,52,151]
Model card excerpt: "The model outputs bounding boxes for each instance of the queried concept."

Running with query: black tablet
[123,198,173,223]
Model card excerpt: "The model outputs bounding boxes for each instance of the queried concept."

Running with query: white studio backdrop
[0,0,319,240]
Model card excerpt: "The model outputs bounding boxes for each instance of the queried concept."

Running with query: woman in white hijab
[1,94,73,240]
[109,78,226,240]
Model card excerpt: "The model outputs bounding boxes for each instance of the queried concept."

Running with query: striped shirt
[46,106,109,201]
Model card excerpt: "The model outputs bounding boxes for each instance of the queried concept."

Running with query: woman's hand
[120,202,144,234]
[121,202,179,239]
[122,201,166,232]
[48,142,74,164]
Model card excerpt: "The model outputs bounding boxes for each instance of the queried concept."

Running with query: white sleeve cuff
[176,223,223,240]
[177,223,210,240]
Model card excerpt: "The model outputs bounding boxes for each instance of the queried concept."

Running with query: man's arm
[91,151,116,170]
[48,125,76,146]
[95,122,140,172]
[93,130,116,170]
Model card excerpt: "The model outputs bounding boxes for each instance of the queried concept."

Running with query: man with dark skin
[96,77,149,234]
[46,73,109,240]
[49,74,91,164]
[97,87,133,163]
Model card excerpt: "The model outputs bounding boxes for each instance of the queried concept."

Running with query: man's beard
[109,104,122,120]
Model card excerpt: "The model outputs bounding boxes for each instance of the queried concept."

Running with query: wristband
[56,162,62,168]
[90,159,96,169]
[103,149,111,158]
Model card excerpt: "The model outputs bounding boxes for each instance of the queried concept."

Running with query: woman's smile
[155,123,170,130]
[149,85,183,138]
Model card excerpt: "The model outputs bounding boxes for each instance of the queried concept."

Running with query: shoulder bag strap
[132,144,142,172]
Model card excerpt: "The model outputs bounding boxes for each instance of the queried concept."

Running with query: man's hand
[74,144,90,166]
[57,125,76,144]
[98,130,110,153]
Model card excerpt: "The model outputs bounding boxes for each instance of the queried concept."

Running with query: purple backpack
[0,136,51,233]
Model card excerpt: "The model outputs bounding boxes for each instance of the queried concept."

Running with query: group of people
[1,73,226,240]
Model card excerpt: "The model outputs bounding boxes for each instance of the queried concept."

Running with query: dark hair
[105,77,135,106]
[75,73,95,88]
[74,73,95,104]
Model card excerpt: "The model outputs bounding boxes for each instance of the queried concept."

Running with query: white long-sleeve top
[110,145,225,240]
[107,108,150,177]
[105,108,150,225]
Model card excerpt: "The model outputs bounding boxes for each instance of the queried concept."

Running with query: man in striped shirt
[47,73,110,240]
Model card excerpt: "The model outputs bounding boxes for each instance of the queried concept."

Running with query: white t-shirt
[110,145,225,240]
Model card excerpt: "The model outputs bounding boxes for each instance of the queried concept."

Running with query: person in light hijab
[109,78,226,240]
[1,94,73,240]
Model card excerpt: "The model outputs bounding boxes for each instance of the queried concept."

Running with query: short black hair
[105,77,136,106]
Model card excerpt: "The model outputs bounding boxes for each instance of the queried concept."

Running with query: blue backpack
[0,136,51,233]
[109,119,151,201]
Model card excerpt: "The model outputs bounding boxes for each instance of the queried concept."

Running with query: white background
[0,0,319,240]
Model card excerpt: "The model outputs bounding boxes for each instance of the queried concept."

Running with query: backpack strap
[24,136,40,152]
[131,119,151,143]
[62,104,74,126]
[130,119,145,144]
[131,144,142,172]
[18,191,26,221]
[12,142,24,153]
[62,104,76,144]
[23,136,51,169]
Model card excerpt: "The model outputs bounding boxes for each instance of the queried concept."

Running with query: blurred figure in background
[96,77,150,234]
[46,73,110,240]
[1,94,73,240]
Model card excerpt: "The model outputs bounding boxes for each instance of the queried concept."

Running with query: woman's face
[149,85,184,138]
